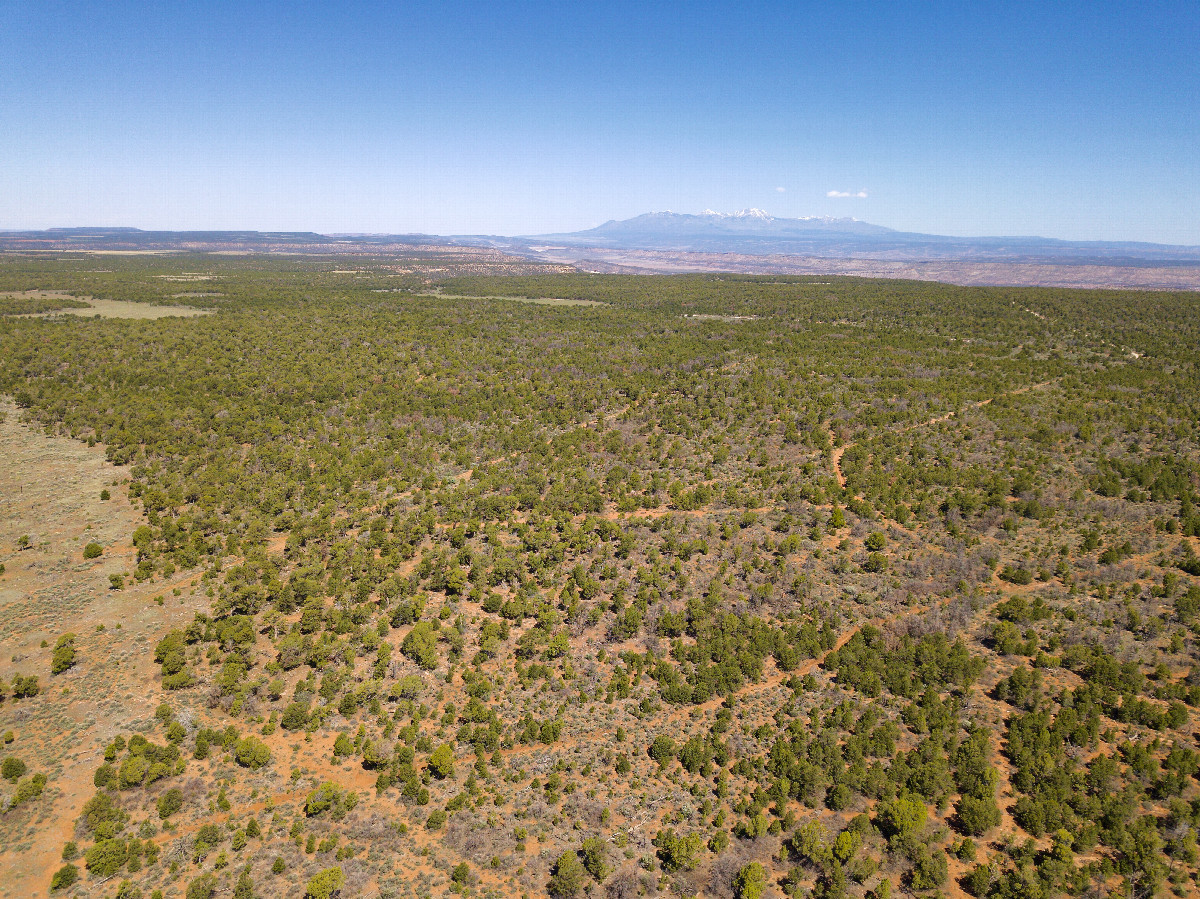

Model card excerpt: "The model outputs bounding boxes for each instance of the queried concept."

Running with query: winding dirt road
[830,379,1059,490]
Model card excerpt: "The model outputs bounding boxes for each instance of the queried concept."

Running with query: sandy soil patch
[74,250,181,256]
[0,291,80,300]
[0,401,208,897]
[683,313,760,322]
[415,291,606,307]
[27,297,212,320]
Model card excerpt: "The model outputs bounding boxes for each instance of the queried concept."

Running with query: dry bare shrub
[605,868,640,899]
[343,811,396,844]
[895,594,976,639]
[206,688,237,712]
[707,843,759,898]
[1102,629,1124,655]
[562,795,606,827]
[181,777,207,803]
[341,858,370,894]
[271,842,305,876]
[443,817,504,863]
[901,556,933,582]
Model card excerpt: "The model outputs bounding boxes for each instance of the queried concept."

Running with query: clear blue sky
[2,1,1197,243]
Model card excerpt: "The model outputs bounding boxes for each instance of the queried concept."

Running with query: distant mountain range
[4,216,1200,290]
[530,210,1200,265]
[0,227,433,252]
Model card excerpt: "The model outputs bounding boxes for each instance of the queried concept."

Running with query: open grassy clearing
[2,290,214,319]
[415,290,607,307]
[0,402,209,897]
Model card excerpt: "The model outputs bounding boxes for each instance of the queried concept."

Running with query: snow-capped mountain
[699,208,773,220]
[529,211,1200,263]
[574,210,895,240]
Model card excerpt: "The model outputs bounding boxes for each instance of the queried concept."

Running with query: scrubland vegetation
[1,253,1199,898]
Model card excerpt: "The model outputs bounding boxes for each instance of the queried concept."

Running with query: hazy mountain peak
[553,210,897,247]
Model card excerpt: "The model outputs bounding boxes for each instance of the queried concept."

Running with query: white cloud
[775,186,786,193]
[827,189,868,199]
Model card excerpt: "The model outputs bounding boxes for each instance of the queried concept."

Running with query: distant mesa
[531,210,1200,265]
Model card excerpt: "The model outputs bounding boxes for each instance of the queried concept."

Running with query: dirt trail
[830,379,1059,490]
[0,401,207,897]
[498,598,926,767]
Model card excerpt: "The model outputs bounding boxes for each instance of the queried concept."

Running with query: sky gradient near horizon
[2,1,1198,243]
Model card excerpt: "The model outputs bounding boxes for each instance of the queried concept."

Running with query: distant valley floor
[519,245,1200,290]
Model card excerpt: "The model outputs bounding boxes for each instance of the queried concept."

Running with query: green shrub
[428,743,455,779]
[233,869,254,899]
[83,542,103,560]
[281,702,309,731]
[80,791,127,835]
[50,864,79,891]
[998,565,1032,585]
[11,772,47,805]
[909,844,948,890]
[401,621,440,670]
[11,675,39,699]
[305,782,356,819]
[157,787,183,819]
[957,794,1001,836]
[734,862,768,899]
[862,552,888,573]
[304,867,345,899]
[118,755,148,789]
[85,838,129,877]
[1,756,26,782]
[234,736,270,769]
[653,829,703,872]
[876,796,927,842]
[580,836,609,881]
[648,734,676,766]
[51,634,77,674]
[186,873,217,899]
[162,669,194,690]
[548,850,587,898]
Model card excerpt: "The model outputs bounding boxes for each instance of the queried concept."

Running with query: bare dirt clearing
[0,401,207,897]
[683,313,760,322]
[1,291,213,319]
[415,290,606,307]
